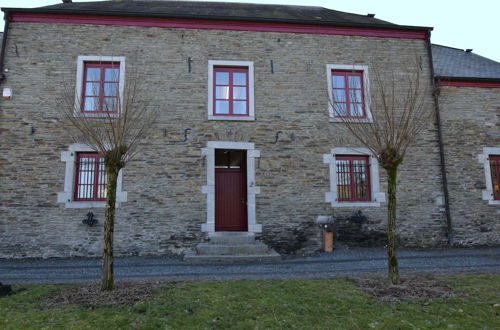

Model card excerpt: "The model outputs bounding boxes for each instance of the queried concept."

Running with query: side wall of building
[438,85,500,245]
[0,22,447,258]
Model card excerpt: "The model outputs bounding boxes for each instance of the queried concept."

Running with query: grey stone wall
[438,86,500,246]
[0,22,449,258]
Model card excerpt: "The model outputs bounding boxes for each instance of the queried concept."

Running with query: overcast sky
[1,0,499,62]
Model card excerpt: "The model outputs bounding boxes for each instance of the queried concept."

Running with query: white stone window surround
[201,141,262,233]
[207,60,255,121]
[323,147,385,207]
[57,143,127,208]
[75,56,126,117]
[326,64,373,123]
[478,147,500,205]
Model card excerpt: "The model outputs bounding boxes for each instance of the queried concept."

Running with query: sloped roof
[432,44,500,79]
[4,0,430,31]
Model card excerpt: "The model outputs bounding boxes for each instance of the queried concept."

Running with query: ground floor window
[336,155,371,202]
[57,143,127,208]
[478,147,500,205]
[323,147,384,207]
[74,153,107,201]
[489,155,500,200]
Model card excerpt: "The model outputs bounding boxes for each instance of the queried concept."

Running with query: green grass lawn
[0,274,499,329]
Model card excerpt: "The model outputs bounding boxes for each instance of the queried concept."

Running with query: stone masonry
[438,86,500,246]
[0,20,456,258]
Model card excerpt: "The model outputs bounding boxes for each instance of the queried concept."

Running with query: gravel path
[1,247,499,284]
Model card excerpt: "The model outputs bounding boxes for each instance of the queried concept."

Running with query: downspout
[0,10,10,82]
[425,33,453,246]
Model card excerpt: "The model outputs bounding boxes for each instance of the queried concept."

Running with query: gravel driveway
[1,247,499,284]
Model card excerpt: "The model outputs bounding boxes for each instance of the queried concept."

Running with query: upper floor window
[336,155,371,202]
[326,64,372,122]
[208,60,255,121]
[82,62,120,113]
[213,67,249,116]
[331,71,365,118]
[75,56,126,116]
[74,152,107,201]
[490,155,500,201]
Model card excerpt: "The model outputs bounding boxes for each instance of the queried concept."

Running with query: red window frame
[213,66,249,116]
[74,153,107,201]
[331,70,366,118]
[335,155,371,202]
[82,62,120,113]
[490,155,500,200]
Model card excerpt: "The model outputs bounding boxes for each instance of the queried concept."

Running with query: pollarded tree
[61,61,158,291]
[330,61,432,284]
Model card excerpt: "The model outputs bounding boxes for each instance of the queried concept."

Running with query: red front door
[215,167,248,231]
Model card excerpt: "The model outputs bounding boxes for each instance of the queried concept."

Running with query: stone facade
[0,15,495,259]
[438,85,500,246]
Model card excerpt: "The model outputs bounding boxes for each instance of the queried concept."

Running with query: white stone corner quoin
[201,141,262,233]
[478,147,500,205]
[323,147,385,208]
[57,143,127,209]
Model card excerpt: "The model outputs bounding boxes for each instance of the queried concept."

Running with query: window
[323,147,384,207]
[331,71,365,118]
[75,56,125,116]
[326,64,372,122]
[208,60,255,121]
[490,156,500,200]
[57,144,127,208]
[74,153,107,201]
[478,147,500,205]
[82,62,120,113]
[336,155,371,201]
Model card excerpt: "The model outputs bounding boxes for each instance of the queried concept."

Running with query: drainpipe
[425,33,453,246]
[0,10,10,82]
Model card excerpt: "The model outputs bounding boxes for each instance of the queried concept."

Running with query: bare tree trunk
[387,165,401,285]
[101,165,119,291]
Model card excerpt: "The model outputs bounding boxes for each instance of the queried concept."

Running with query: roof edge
[1,7,433,32]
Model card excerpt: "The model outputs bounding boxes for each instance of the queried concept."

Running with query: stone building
[0,1,498,259]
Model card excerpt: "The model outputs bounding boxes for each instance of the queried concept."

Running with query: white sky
[1,0,499,62]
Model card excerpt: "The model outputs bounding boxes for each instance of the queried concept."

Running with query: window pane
[216,86,230,99]
[104,68,120,82]
[215,72,229,85]
[215,100,229,114]
[348,75,361,88]
[103,97,117,111]
[233,87,247,99]
[350,103,363,116]
[333,89,346,103]
[104,83,119,97]
[86,68,101,81]
[233,72,247,85]
[349,90,362,103]
[84,97,98,111]
[332,75,345,88]
[85,83,100,96]
[333,102,347,116]
[233,101,247,114]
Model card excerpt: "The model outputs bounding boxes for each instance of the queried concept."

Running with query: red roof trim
[438,79,500,88]
[9,12,429,39]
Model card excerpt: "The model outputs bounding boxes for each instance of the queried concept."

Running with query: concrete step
[183,250,281,262]
[209,232,256,244]
[195,242,270,255]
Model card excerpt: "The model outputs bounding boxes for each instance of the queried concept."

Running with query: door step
[184,232,281,262]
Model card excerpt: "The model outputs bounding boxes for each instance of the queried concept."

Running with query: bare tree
[61,62,158,291]
[330,62,432,284]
